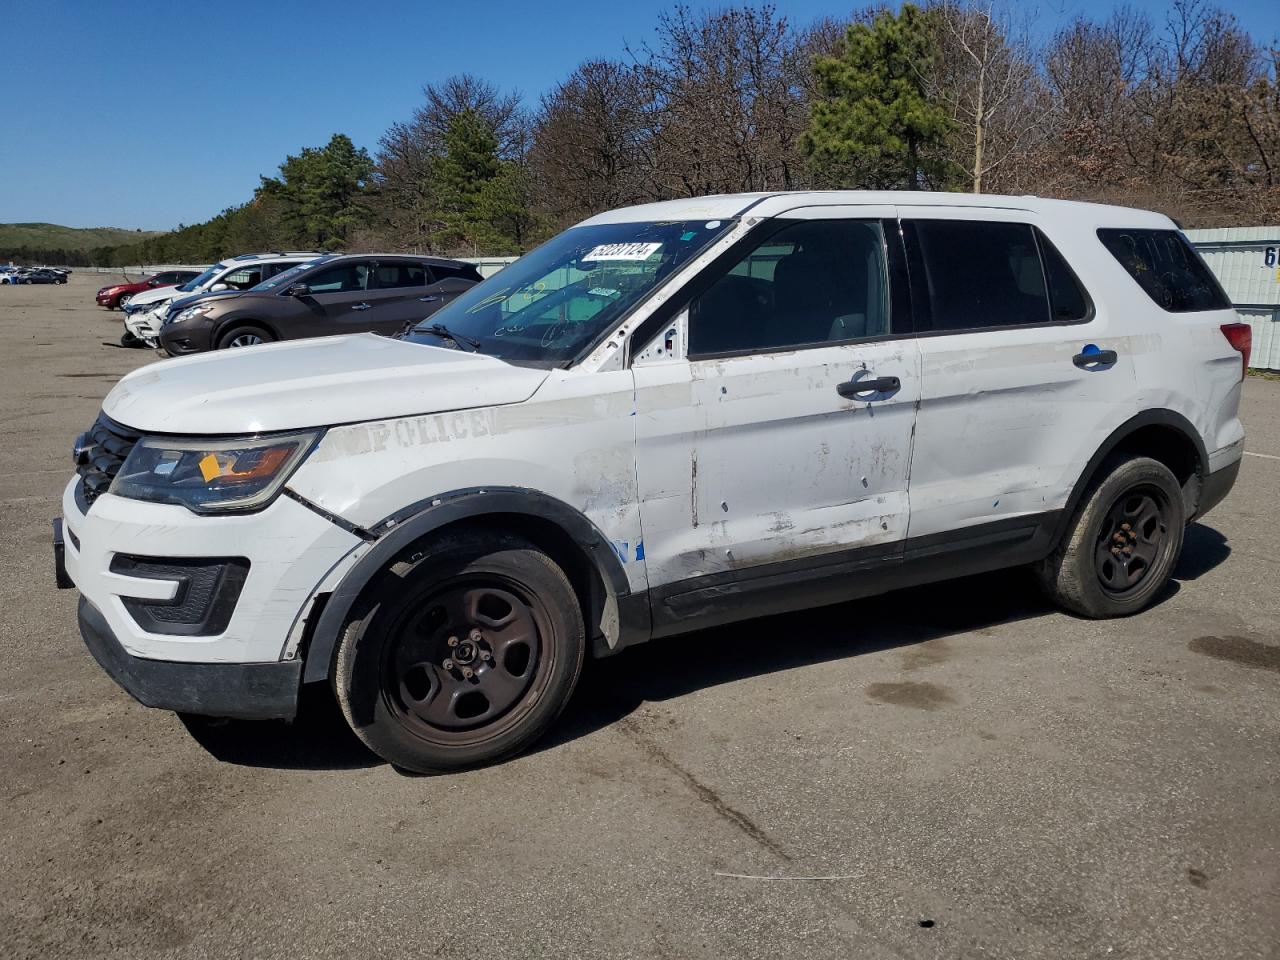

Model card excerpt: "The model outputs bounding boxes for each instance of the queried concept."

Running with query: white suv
[57,192,1248,772]
[121,253,321,347]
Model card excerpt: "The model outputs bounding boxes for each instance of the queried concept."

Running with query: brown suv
[156,254,483,354]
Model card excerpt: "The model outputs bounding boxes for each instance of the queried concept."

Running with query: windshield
[403,220,735,365]
[180,264,223,292]
[251,260,319,291]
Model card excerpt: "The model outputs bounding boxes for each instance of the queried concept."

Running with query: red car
[95,270,200,310]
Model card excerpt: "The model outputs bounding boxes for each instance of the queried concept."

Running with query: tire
[120,330,141,348]
[118,293,131,307]
[333,532,586,773]
[1035,455,1185,618]
[216,325,274,349]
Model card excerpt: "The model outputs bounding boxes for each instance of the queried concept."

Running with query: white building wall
[1186,226,1280,371]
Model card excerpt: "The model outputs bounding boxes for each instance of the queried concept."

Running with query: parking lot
[1,273,1277,959]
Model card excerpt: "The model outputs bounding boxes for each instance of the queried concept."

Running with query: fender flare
[300,487,643,684]
[1054,408,1208,542]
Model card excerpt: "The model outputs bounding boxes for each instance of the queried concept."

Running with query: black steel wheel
[334,532,585,772]
[1093,485,1172,597]
[1036,455,1185,618]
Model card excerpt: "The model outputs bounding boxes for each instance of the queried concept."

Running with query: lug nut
[447,636,459,647]
[462,667,473,679]
[442,658,454,670]
[469,629,483,642]
[480,650,492,662]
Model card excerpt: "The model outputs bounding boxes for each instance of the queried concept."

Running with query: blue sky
[2,0,1275,231]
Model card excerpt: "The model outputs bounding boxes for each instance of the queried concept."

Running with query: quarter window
[1097,228,1230,312]
[689,219,890,356]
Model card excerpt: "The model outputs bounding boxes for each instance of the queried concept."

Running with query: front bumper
[61,476,363,665]
[124,308,163,341]
[78,596,301,718]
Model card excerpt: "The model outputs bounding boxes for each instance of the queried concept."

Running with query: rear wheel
[216,325,274,349]
[333,532,585,773]
[1036,455,1185,618]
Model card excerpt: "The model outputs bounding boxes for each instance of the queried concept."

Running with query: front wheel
[216,325,274,349]
[118,293,132,307]
[1036,455,1185,618]
[333,532,585,773]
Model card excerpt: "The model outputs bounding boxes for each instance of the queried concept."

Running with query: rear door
[365,259,440,334]
[899,207,1141,549]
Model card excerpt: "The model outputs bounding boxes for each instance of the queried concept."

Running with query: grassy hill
[0,222,165,251]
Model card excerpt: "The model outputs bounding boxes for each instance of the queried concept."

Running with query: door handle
[419,295,440,303]
[837,376,901,399]
[351,302,371,311]
[1073,348,1117,367]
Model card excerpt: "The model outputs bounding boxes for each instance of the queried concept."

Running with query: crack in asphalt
[616,717,792,862]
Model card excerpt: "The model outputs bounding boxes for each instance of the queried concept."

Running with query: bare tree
[628,4,811,197]
[528,60,652,228]
[926,1,1053,193]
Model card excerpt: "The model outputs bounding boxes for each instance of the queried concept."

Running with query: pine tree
[803,4,956,190]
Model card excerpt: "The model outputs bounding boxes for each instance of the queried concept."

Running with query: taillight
[1220,323,1252,381]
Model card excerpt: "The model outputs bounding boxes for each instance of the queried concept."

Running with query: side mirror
[147,279,161,286]
[287,283,311,297]
[209,282,229,292]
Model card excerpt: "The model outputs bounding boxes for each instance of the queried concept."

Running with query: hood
[103,334,550,434]
[127,284,184,307]
[168,288,244,313]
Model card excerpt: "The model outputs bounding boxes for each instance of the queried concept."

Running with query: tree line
[85,0,1279,267]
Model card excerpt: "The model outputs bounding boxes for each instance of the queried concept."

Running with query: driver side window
[688,219,890,358]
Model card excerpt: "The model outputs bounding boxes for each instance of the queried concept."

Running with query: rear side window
[1039,234,1090,322]
[220,268,263,290]
[908,220,1044,330]
[1097,228,1230,312]
[375,262,428,288]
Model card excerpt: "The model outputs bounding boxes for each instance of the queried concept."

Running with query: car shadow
[179,683,380,770]
[182,523,1231,771]
[1173,522,1231,581]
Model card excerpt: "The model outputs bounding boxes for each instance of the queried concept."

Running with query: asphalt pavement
[1,274,1277,959]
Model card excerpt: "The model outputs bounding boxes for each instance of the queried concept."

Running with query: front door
[294,259,376,337]
[631,211,920,633]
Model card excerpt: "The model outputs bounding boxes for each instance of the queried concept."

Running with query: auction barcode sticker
[581,242,662,261]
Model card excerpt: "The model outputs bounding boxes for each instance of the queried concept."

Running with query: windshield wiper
[414,322,483,352]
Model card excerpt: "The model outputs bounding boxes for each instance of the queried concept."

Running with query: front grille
[110,555,250,636]
[75,415,140,508]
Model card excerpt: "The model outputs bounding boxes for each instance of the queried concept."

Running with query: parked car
[96,270,200,310]
[57,191,1246,774]
[120,253,320,347]
[156,254,481,354]
[17,268,66,284]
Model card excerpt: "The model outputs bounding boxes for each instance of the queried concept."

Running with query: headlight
[174,304,214,323]
[110,430,321,513]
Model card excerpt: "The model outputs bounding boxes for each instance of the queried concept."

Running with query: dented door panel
[633,341,920,589]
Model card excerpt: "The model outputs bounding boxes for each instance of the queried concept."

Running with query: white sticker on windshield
[581,242,662,262]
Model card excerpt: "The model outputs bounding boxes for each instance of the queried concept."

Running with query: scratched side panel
[286,369,649,592]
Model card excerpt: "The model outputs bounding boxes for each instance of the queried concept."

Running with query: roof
[578,190,1174,229]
